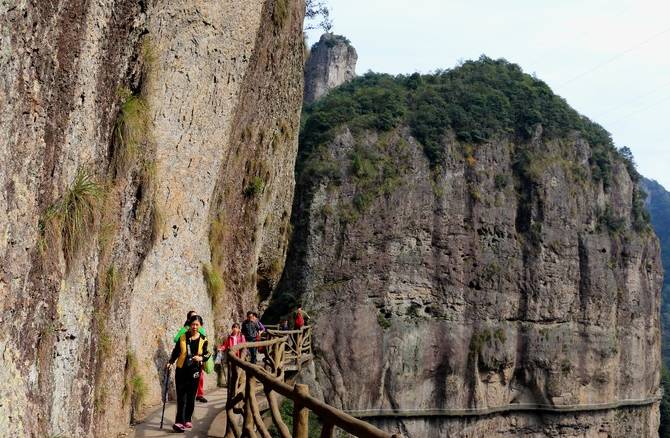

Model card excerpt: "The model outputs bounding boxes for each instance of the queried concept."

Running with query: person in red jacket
[219,323,246,357]
[294,304,310,329]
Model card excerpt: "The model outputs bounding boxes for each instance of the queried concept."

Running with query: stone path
[132,387,227,438]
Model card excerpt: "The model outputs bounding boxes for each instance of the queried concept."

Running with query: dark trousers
[175,367,199,424]
[248,346,257,364]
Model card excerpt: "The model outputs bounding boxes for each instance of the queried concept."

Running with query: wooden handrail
[225,327,398,438]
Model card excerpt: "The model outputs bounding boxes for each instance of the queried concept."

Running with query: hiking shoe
[196,396,208,403]
[184,422,193,429]
[172,423,185,433]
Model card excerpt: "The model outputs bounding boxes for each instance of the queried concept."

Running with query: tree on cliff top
[300,56,625,173]
[305,0,333,32]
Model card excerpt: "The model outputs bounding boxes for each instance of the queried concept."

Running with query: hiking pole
[160,365,170,429]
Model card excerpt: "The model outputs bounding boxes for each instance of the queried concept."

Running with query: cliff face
[642,178,670,366]
[303,33,357,104]
[0,1,304,437]
[276,62,662,437]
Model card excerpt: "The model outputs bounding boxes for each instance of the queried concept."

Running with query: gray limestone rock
[0,1,305,436]
[279,125,662,437]
[304,33,357,104]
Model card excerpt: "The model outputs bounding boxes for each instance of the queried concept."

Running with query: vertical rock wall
[0,1,304,436]
[280,126,662,437]
[303,33,357,104]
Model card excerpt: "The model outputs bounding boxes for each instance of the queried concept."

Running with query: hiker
[219,323,246,357]
[215,323,245,386]
[294,304,310,329]
[173,310,208,403]
[241,311,264,364]
[166,314,211,433]
[279,318,290,331]
[253,312,266,340]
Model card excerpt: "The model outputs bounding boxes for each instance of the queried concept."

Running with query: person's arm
[200,339,211,362]
[173,326,187,343]
[168,340,181,366]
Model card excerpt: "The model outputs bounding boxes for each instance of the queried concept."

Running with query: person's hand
[165,362,172,369]
[193,355,203,363]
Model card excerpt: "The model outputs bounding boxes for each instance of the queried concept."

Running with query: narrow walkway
[132,387,227,438]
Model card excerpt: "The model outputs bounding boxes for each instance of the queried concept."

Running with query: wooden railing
[265,325,313,372]
[225,327,398,438]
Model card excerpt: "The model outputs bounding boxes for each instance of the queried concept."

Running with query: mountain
[270,57,662,437]
[642,178,670,364]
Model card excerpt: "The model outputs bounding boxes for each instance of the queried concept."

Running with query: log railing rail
[225,327,398,438]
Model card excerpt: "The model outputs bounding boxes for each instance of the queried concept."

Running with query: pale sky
[306,0,670,189]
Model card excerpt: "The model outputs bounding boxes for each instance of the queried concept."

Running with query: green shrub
[244,176,265,198]
[598,205,625,234]
[632,188,651,232]
[494,174,509,189]
[377,312,392,330]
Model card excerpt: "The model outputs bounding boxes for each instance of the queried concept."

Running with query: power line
[606,94,670,125]
[558,25,670,87]
[521,2,633,69]
[592,80,670,119]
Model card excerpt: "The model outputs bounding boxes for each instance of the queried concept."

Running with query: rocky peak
[304,33,357,104]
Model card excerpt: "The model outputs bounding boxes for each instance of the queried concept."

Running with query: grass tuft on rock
[272,0,289,28]
[202,263,224,302]
[124,351,147,420]
[113,88,151,175]
[41,169,103,266]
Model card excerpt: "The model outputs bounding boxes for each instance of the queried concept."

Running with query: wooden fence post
[293,383,310,438]
[243,374,258,438]
[320,421,335,438]
[296,331,304,370]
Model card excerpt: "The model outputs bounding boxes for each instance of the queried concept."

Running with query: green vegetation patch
[124,351,147,421]
[202,262,224,302]
[244,176,266,198]
[300,56,634,182]
[269,398,322,438]
[113,88,151,175]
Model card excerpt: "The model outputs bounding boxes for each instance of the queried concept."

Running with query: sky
[305,0,670,189]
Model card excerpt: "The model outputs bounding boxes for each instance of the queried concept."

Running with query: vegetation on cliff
[301,56,635,181]
[298,56,649,232]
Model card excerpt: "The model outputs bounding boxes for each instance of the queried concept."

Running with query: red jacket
[220,334,246,357]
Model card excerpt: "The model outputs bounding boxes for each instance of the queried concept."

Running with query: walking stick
[160,365,170,429]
